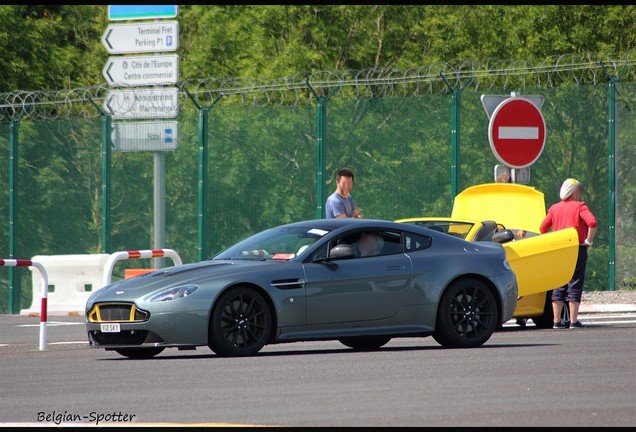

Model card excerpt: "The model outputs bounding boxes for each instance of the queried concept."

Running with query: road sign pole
[153,152,166,269]
[102,114,112,254]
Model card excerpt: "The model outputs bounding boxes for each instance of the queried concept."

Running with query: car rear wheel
[433,278,498,348]
[114,347,165,359]
[339,336,391,350]
[531,291,554,329]
[208,286,272,357]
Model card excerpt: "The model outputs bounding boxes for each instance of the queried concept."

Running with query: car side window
[404,233,432,252]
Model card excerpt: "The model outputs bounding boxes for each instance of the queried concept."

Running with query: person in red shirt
[540,178,598,329]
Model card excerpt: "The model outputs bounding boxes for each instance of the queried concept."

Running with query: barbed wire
[0,52,634,122]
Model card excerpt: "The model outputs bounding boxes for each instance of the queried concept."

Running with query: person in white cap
[540,178,598,329]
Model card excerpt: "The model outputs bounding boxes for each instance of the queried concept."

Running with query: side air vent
[270,279,305,290]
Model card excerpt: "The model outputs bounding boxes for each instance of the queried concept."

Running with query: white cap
[559,178,583,200]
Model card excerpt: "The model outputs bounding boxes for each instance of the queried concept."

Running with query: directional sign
[488,97,546,169]
[104,88,179,119]
[102,21,178,54]
[103,54,178,87]
[109,5,178,21]
[112,121,178,152]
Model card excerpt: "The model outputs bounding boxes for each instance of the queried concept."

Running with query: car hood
[88,259,284,303]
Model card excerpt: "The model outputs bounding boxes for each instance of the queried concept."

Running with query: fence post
[8,118,19,313]
[600,61,627,292]
[184,89,223,261]
[87,98,112,254]
[440,73,473,208]
[306,79,327,219]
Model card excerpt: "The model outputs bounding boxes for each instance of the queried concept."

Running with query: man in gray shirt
[325,167,362,219]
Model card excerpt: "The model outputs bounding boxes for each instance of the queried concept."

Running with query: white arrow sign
[112,121,178,152]
[103,54,179,87]
[102,21,178,54]
[104,88,179,119]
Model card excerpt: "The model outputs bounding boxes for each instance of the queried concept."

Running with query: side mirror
[492,230,515,244]
[328,244,356,260]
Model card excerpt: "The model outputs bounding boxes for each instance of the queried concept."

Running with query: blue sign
[109,5,178,21]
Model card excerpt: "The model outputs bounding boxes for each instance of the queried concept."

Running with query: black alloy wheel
[208,286,272,357]
[433,278,498,348]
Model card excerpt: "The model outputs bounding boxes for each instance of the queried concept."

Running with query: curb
[579,304,636,313]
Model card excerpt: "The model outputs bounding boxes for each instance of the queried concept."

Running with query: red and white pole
[0,259,49,351]
[102,249,183,287]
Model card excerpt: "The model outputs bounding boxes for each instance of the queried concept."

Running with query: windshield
[211,226,332,261]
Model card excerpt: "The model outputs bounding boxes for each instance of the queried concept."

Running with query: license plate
[100,323,121,333]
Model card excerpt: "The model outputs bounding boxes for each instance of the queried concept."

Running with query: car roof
[277,218,417,231]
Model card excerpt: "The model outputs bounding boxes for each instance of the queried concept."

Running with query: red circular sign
[488,97,546,169]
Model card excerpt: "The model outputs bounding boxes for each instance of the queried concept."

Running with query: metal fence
[1,54,635,313]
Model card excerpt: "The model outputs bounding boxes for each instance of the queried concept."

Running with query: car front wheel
[208,286,272,357]
[433,278,498,348]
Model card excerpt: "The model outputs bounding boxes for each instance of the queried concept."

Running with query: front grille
[87,303,149,323]
[89,330,149,345]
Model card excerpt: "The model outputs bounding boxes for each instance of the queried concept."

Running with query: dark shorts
[552,246,588,303]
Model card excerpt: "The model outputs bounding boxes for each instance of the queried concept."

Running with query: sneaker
[571,321,585,328]
[553,321,567,329]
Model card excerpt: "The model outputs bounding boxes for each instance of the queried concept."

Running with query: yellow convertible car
[396,183,579,328]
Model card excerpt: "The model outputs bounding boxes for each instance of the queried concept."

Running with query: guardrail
[3,249,183,350]
[1,259,49,351]
[102,249,183,287]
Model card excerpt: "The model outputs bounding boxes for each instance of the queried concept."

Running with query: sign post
[103,5,179,269]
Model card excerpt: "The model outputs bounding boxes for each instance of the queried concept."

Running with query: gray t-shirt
[325,192,356,218]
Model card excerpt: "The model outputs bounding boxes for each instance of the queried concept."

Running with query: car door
[499,226,579,297]
[302,229,413,325]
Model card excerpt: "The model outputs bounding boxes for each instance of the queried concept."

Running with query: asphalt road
[1,314,635,427]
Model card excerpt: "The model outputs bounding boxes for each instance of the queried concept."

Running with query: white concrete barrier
[20,254,111,317]
[18,250,183,317]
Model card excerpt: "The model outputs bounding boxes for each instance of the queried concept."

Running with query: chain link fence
[1,54,635,313]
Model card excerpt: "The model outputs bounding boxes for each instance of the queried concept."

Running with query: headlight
[502,259,512,271]
[148,285,198,302]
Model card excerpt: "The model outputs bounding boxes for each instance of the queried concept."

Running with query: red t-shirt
[539,199,598,244]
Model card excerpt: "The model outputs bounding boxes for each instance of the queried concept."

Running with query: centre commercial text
[123,59,175,81]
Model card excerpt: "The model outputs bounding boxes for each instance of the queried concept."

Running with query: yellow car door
[500,227,579,297]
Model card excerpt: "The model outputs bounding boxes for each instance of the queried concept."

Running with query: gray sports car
[85,219,518,358]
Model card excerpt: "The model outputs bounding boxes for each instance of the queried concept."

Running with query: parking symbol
[166,35,173,47]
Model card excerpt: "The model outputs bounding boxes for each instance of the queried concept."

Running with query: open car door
[498,227,579,297]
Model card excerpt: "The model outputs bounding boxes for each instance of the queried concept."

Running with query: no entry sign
[488,97,546,169]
